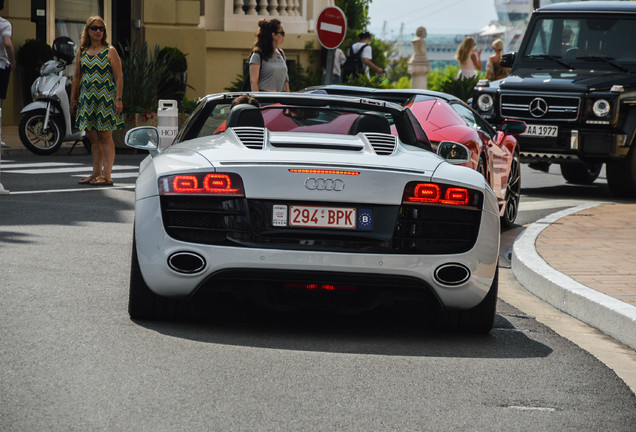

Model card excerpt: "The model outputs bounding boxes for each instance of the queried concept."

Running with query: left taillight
[402,182,481,209]
[159,173,245,196]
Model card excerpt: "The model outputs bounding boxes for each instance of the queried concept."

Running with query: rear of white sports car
[127,94,500,333]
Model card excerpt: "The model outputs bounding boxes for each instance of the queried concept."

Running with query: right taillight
[402,182,481,209]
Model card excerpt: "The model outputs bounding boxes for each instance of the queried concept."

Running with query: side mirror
[125,127,159,152]
[501,119,527,135]
[500,52,516,68]
[437,141,470,164]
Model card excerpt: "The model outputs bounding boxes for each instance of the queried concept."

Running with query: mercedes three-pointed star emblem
[529,97,549,118]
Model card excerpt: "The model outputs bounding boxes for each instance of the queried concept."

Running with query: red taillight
[283,283,356,293]
[403,182,478,207]
[172,175,200,193]
[411,183,441,203]
[202,174,236,193]
[160,173,244,196]
[441,187,469,206]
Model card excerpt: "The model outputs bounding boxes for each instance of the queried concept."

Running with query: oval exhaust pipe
[168,252,206,274]
[434,263,470,286]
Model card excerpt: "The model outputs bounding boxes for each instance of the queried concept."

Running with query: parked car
[125,92,501,333]
[472,1,636,197]
[303,86,526,227]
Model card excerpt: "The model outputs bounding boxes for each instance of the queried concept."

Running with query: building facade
[2,0,328,125]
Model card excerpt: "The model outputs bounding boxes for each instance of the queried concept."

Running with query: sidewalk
[1,125,88,157]
[512,203,636,351]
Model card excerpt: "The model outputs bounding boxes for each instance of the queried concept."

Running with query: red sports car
[305,86,526,227]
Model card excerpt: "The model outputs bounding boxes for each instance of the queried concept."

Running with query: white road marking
[0,162,84,169]
[8,185,135,195]
[71,172,138,179]
[6,165,139,174]
[506,405,557,412]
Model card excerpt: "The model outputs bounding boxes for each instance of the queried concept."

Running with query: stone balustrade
[205,0,321,35]
[234,0,302,16]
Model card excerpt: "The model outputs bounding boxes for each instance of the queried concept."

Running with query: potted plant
[157,46,189,103]
[112,41,173,148]
[119,41,173,125]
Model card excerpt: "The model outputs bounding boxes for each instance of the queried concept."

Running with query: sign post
[316,6,347,85]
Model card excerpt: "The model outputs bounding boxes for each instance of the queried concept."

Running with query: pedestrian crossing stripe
[71,172,136,179]
[2,164,139,174]
[0,162,84,169]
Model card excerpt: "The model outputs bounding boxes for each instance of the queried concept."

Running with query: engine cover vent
[233,127,266,149]
[364,133,397,155]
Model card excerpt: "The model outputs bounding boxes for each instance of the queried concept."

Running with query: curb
[512,203,636,351]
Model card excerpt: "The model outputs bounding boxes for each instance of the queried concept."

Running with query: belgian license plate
[522,124,558,137]
[289,205,356,229]
[273,205,373,230]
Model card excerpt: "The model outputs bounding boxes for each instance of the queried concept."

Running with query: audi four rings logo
[529,97,549,118]
[304,178,345,191]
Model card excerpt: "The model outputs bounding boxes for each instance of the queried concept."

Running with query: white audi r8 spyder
[125,92,501,333]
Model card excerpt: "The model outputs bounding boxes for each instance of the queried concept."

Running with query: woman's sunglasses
[276,31,286,36]
[88,25,105,32]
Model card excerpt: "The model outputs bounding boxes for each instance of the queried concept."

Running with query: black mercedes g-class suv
[472,1,636,197]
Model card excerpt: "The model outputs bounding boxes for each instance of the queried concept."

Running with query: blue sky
[368,0,499,36]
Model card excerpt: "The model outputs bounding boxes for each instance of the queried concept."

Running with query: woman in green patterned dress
[70,16,123,186]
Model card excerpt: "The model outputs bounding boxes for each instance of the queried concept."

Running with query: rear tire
[502,152,520,228]
[607,147,636,198]
[129,237,183,320]
[476,156,487,178]
[19,110,64,155]
[436,267,498,334]
[560,162,602,185]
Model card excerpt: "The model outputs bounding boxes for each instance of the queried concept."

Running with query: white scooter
[19,36,90,155]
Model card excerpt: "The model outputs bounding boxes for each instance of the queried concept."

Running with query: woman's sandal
[89,176,114,186]
[78,175,98,184]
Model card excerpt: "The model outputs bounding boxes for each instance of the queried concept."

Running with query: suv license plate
[522,124,558,137]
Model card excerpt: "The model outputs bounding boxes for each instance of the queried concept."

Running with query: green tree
[335,0,371,40]
[336,0,389,86]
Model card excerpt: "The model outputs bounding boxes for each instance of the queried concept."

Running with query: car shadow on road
[0,189,135,231]
[134,299,553,360]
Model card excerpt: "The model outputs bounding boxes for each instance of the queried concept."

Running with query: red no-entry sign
[316,6,347,50]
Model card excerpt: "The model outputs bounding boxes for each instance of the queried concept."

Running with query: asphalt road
[1,153,635,431]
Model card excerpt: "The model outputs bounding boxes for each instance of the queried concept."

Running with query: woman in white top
[455,36,481,79]
[249,18,290,92]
